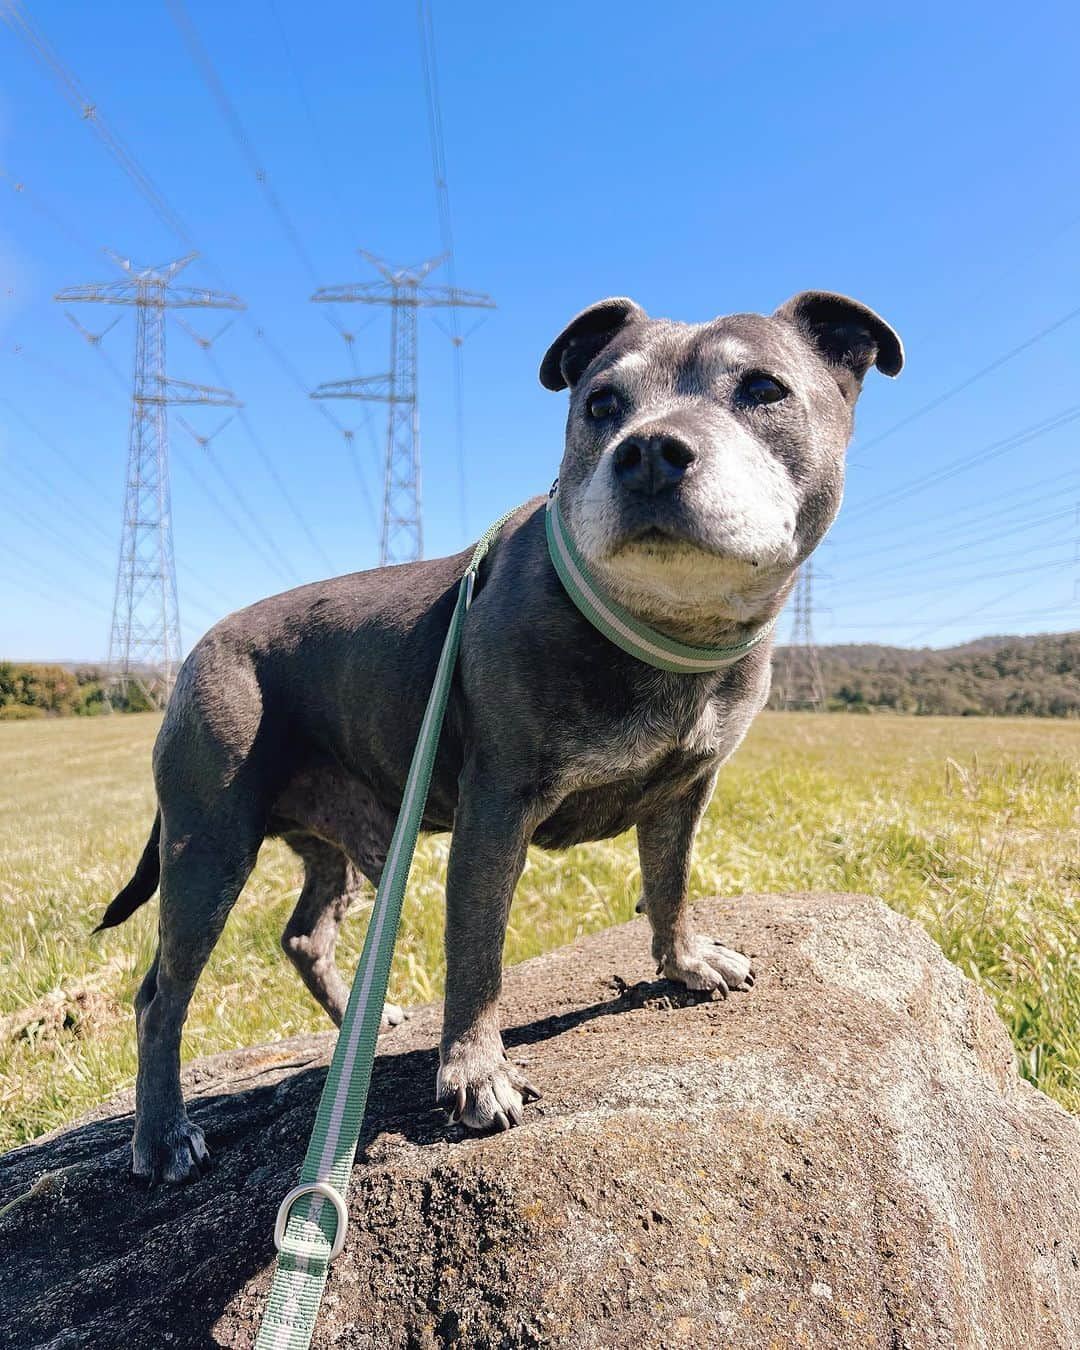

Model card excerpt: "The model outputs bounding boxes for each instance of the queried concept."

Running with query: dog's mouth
[630,525,678,547]
[610,519,795,578]
[617,522,732,562]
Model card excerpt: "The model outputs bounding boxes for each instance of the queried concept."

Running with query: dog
[98,290,902,1182]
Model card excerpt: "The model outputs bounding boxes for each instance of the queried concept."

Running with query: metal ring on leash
[273,1181,349,1262]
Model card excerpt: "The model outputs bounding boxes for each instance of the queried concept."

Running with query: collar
[544,485,776,674]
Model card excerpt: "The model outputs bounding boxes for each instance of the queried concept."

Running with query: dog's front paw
[132,1114,210,1185]
[436,1045,541,1133]
[659,935,755,997]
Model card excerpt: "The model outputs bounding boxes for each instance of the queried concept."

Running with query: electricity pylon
[311,251,495,564]
[56,252,243,707]
[779,561,827,710]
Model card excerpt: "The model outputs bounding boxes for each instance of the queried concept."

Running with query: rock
[1,893,1078,1349]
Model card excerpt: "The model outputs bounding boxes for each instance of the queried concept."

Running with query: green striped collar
[545,486,776,674]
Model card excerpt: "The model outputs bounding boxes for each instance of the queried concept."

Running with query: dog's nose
[611,435,696,495]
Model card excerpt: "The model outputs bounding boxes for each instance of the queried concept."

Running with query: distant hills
[769,630,1080,716]
[3,630,1079,719]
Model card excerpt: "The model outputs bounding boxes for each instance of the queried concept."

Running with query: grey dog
[99,290,902,1183]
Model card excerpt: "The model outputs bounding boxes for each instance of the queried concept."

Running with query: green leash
[256,491,774,1349]
[256,507,516,1350]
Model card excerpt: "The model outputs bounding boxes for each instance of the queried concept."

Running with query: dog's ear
[775,291,904,404]
[539,297,647,392]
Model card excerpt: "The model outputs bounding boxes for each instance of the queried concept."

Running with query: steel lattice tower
[311,252,494,564]
[779,561,827,711]
[55,253,243,706]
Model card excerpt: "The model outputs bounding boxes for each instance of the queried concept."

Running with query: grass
[1,710,1077,1150]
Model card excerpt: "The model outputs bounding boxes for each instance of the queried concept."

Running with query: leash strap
[256,508,518,1350]
[545,488,776,672]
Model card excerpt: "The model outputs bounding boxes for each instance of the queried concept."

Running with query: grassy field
[1,711,1077,1149]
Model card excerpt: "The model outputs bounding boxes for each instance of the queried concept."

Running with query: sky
[2,1,1079,660]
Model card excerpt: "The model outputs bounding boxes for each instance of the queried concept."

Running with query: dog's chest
[566,691,724,789]
[529,677,759,850]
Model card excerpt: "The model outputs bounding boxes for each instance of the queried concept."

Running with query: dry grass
[1,710,1077,1149]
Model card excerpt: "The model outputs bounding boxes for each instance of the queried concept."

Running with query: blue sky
[2,1,1079,659]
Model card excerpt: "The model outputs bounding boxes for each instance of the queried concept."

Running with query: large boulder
[2,893,1078,1349]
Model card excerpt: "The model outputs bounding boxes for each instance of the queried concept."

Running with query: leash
[256,491,775,1348]
[256,507,518,1350]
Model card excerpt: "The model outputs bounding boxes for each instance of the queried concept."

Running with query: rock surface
[2,892,1078,1349]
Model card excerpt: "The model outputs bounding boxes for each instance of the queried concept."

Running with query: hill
[3,631,1078,719]
[769,630,1080,716]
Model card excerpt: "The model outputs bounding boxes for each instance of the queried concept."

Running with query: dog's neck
[601,572,796,649]
[545,492,787,669]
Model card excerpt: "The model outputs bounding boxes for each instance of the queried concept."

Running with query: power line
[0,163,101,263]
[165,0,377,537]
[62,309,137,391]
[234,317,379,536]
[898,208,1080,361]
[0,392,114,504]
[837,467,1080,557]
[828,563,1076,643]
[417,0,481,538]
[836,549,1075,610]
[1,391,233,612]
[201,345,346,569]
[164,0,324,291]
[0,1,197,246]
[0,551,112,617]
[173,415,298,587]
[902,561,1077,645]
[830,506,1077,589]
[173,321,312,581]
[825,531,1076,602]
[851,299,1080,457]
[7,337,123,407]
[843,404,1080,525]
[0,435,116,553]
[265,0,356,252]
[4,334,301,608]
[2,4,358,567]
[844,506,1075,583]
[0,483,115,577]
[825,604,1077,634]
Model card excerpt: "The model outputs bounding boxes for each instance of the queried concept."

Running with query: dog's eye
[740,375,788,406]
[587,389,620,420]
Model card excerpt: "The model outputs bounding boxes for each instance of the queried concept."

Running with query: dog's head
[540,292,902,627]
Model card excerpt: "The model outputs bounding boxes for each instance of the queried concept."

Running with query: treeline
[770,631,1080,717]
[3,631,1078,720]
[0,663,153,720]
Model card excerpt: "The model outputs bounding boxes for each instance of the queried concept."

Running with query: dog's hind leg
[132,807,263,1184]
[280,832,404,1031]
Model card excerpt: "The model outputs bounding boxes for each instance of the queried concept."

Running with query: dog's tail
[94,811,161,933]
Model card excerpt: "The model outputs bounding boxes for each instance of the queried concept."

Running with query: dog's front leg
[637,771,755,997]
[437,772,542,1132]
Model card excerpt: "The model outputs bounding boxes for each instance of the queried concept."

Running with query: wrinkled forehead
[590,313,812,395]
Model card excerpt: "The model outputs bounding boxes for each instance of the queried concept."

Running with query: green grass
[1,711,1077,1149]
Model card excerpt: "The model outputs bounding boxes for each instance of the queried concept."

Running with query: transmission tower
[779,561,827,711]
[311,251,494,564]
[55,252,243,707]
